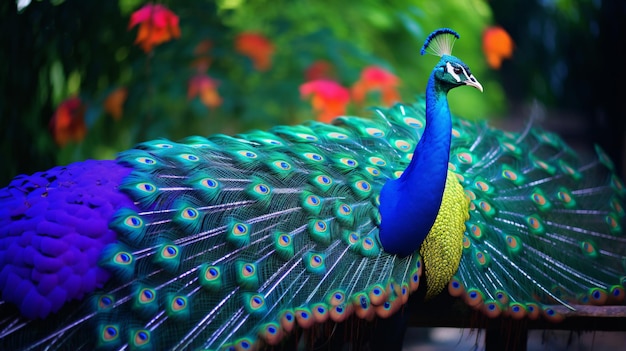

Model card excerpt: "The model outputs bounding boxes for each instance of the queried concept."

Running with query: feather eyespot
[124,215,143,228]
[475,181,490,192]
[101,325,119,342]
[253,183,271,195]
[278,234,291,246]
[365,167,380,176]
[329,291,345,306]
[200,178,218,188]
[316,175,332,185]
[456,152,473,164]
[204,266,220,280]
[263,138,283,145]
[362,238,375,250]
[581,241,598,257]
[338,203,352,215]
[327,132,348,139]
[296,133,318,141]
[98,295,114,309]
[273,160,291,170]
[355,180,371,192]
[309,254,324,268]
[249,295,265,309]
[139,288,156,303]
[135,157,156,165]
[314,220,327,232]
[403,117,423,129]
[305,194,321,206]
[532,193,547,206]
[365,127,385,137]
[232,223,249,236]
[179,154,199,162]
[339,157,358,167]
[502,169,518,181]
[394,139,412,151]
[347,232,359,245]
[242,263,255,277]
[238,150,258,159]
[170,296,187,311]
[133,330,150,346]
[114,252,133,265]
[557,190,572,203]
[464,189,476,200]
[181,207,199,220]
[462,235,471,249]
[136,182,155,193]
[479,201,492,213]
[161,245,179,258]
[304,152,324,162]
[606,214,620,230]
[470,224,482,239]
[368,156,386,166]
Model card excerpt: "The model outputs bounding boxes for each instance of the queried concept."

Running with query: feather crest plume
[420,28,460,56]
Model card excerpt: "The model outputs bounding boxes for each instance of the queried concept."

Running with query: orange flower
[50,97,87,146]
[305,60,334,81]
[103,87,128,120]
[300,79,350,123]
[235,32,275,71]
[482,26,514,69]
[188,74,222,109]
[128,3,181,53]
[351,66,400,106]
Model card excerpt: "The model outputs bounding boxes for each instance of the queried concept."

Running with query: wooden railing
[406,292,626,350]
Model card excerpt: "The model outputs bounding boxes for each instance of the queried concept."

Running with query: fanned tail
[0,103,431,350]
[448,117,626,320]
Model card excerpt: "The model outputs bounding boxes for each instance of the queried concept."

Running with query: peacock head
[421,28,483,93]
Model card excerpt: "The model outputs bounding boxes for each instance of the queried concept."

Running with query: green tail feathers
[448,118,626,321]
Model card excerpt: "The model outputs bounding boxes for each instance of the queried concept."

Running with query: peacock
[0,28,625,350]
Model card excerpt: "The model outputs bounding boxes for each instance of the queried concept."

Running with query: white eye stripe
[445,62,469,82]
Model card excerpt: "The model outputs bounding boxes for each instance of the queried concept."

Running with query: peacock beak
[465,76,483,92]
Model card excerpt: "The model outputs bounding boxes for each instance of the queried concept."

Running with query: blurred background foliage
[1,0,624,186]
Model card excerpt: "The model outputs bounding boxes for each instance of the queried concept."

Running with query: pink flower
[351,66,400,105]
[300,79,350,123]
[128,3,181,53]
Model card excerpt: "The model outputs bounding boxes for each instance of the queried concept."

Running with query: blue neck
[378,71,452,256]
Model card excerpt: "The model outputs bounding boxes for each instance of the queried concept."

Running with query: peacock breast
[419,170,469,299]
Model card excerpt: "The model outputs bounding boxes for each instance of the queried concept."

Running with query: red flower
[235,32,275,71]
[351,66,400,106]
[191,40,213,73]
[50,97,87,146]
[128,3,181,53]
[300,79,350,123]
[104,87,128,120]
[188,74,222,109]
[305,60,334,81]
[482,26,514,69]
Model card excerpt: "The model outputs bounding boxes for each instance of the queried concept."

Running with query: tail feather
[450,117,626,320]
[0,104,429,350]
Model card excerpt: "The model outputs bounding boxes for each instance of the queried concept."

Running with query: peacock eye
[453,67,462,74]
